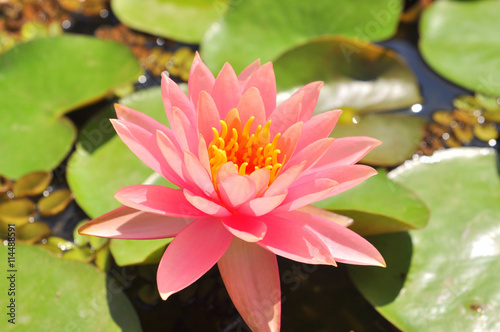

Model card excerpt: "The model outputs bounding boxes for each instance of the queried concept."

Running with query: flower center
[208,108,284,185]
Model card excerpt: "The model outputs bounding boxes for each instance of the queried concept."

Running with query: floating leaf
[11,171,52,197]
[17,221,51,244]
[90,235,109,251]
[420,1,500,96]
[0,199,36,228]
[274,37,422,113]
[47,236,75,252]
[349,148,500,331]
[67,87,175,219]
[201,0,402,72]
[73,219,90,247]
[95,246,111,272]
[314,169,429,236]
[110,238,172,266]
[0,35,141,179]
[0,244,142,331]
[63,246,95,263]
[112,0,230,43]
[332,113,427,166]
[38,189,74,217]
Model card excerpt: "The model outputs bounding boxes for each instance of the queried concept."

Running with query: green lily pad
[314,169,429,236]
[0,35,141,179]
[201,0,402,72]
[0,244,141,331]
[274,37,422,113]
[110,238,173,266]
[349,148,500,331]
[420,0,500,96]
[332,113,427,166]
[67,87,175,219]
[111,0,230,43]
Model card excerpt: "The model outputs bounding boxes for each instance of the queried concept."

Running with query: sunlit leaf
[201,0,402,72]
[349,148,500,331]
[111,0,230,43]
[0,35,141,179]
[420,1,500,96]
[0,244,142,331]
[110,238,172,266]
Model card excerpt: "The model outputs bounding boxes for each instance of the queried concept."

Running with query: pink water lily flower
[79,53,385,332]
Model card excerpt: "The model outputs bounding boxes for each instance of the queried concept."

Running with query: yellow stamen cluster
[208,109,284,185]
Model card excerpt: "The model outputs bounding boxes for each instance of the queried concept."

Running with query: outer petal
[294,164,377,199]
[211,63,241,119]
[115,104,169,135]
[298,205,353,227]
[221,214,267,242]
[218,238,281,332]
[257,214,337,265]
[243,62,276,117]
[184,189,231,217]
[312,136,382,170]
[111,119,184,187]
[280,210,385,266]
[188,52,215,107]
[295,110,342,152]
[172,107,198,153]
[283,137,334,172]
[78,206,190,239]
[161,73,196,128]
[274,178,337,213]
[157,218,232,300]
[156,130,186,183]
[238,193,288,217]
[115,185,206,218]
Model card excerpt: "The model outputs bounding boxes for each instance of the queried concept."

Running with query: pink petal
[111,119,184,187]
[218,173,257,209]
[312,136,382,170]
[78,206,190,239]
[115,103,169,133]
[275,121,303,164]
[249,168,270,197]
[284,137,334,172]
[238,193,288,217]
[157,218,232,300]
[156,130,186,183]
[298,205,353,227]
[274,178,337,213]
[296,81,323,121]
[294,164,377,199]
[184,189,231,217]
[295,110,342,152]
[237,87,266,131]
[218,238,281,332]
[237,59,261,91]
[257,214,337,265]
[265,162,305,197]
[196,91,221,143]
[161,73,196,127]
[221,214,267,242]
[183,151,216,197]
[268,91,302,135]
[216,161,238,181]
[188,52,215,107]
[198,135,211,174]
[115,185,205,218]
[243,62,276,117]
[172,107,198,153]
[281,210,385,266]
[211,63,241,119]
